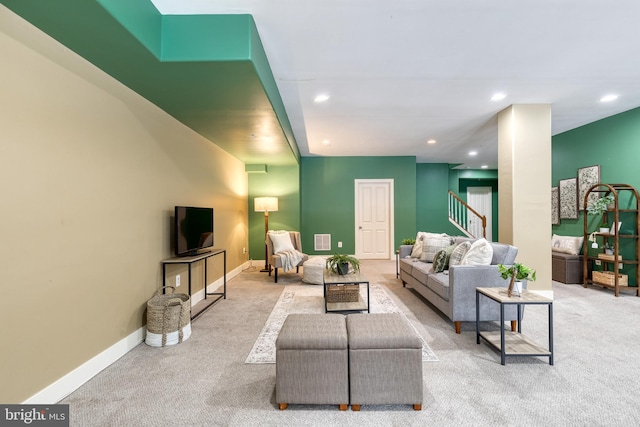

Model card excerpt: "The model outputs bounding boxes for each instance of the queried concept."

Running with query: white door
[467,186,493,241]
[355,179,393,259]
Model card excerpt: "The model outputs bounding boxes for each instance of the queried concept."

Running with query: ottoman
[275,314,349,410]
[346,313,423,411]
[302,256,326,285]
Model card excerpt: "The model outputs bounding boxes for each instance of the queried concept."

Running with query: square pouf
[276,314,349,410]
[302,256,326,285]
[346,313,423,411]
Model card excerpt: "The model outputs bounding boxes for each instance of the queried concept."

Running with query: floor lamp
[254,197,278,272]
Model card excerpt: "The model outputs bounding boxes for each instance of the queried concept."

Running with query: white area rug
[245,283,438,363]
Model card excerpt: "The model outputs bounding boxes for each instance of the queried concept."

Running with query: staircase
[448,191,487,239]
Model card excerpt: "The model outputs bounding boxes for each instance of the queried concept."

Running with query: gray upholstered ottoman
[346,313,423,411]
[275,314,349,410]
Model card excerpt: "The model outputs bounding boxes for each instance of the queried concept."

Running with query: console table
[161,249,226,320]
[476,287,553,365]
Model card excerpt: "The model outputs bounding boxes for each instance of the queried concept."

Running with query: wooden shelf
[583,184,639,297]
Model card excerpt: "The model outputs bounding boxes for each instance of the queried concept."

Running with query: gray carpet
[62,260,640,426]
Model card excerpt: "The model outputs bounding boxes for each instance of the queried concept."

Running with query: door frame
[354,179,395,260]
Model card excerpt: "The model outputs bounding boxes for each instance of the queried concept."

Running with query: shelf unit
[582,184,639,297]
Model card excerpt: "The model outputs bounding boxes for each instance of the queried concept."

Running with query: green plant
[326,253,360,274]
[401,238,416,246]
[498,263,537,282]
[587,194,615,217]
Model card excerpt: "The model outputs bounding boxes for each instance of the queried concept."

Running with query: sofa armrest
[448,265,511,321]
[399,245,413,259]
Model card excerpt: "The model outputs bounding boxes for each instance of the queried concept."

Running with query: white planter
[600,227,610,233]
[514,281,524,294]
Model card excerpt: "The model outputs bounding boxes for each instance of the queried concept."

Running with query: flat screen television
[174,206,214,257]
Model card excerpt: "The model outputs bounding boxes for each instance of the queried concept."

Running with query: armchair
[267,231,309,283]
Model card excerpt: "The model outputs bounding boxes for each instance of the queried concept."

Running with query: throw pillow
[411,238,424,258]
[433,244,458,273]
[460,238,493,266]
[268,231,295,254]
[449,241,471,267]
[551,234,583,255]
[420,234,455,263]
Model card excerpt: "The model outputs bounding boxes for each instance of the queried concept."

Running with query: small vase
[337,262,350,275]
[514,281,524,294]
[605,249,614,255]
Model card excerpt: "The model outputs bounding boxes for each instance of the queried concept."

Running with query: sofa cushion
[426,273,450,301]
[421,234,455,263]
[433,244,458,273]
[399,258,414,276]
[410,238,423,258]
[461,238,493,266]
[551,234,583,255]
[449,241,471,267]
[411,261,431,284]
[490,242,518,265]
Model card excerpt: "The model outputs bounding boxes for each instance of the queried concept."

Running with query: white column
[498,104,552,292]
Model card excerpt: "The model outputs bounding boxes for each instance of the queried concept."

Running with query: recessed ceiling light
[600,94,618,103]
[481,165,488,169]
[469,151,478,156]
[314,94,330,103]
[491,93,506,101]
[427,139,436,144]
[322,139,331,146]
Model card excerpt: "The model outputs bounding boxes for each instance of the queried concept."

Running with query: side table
[476,287,554,365]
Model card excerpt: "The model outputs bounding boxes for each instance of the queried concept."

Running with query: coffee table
[323,270,370,313]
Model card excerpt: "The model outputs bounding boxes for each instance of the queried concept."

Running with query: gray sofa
[399,237,520,333]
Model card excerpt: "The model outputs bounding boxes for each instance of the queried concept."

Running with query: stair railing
[448,191,487,239]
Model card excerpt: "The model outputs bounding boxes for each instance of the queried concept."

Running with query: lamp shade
[254,197,278,212]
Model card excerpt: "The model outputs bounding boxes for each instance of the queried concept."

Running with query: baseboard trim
[25,264,245,404]
[23,326,145,404]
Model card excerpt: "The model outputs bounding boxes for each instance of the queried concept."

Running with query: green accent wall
[248,166,301,261]
[552,106,640,285]
[300,157,417,255]
[416,164,460,235]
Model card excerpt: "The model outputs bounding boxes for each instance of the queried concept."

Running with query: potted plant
[326,254,360,275]
[587,194,615,232]
[498,262,536,297]
[401,238,416,246]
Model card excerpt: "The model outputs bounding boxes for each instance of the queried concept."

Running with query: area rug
[245,283,438,363]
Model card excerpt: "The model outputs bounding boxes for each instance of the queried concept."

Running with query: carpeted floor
[62,260,640,426]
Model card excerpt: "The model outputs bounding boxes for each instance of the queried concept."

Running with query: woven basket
[592,271,628,287]
[146,286,191,347]
[326,284,360,303]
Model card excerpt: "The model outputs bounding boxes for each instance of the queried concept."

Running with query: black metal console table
[161,249,226,319]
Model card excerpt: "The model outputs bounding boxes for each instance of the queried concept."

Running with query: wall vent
[314,234,331,251]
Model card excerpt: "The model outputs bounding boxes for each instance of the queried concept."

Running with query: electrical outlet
[338,241,343,248]
[595,260,601,266]
[176,275,181,287]
[242,247,246,254]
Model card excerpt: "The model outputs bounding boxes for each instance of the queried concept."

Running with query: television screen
[174,206,214,256]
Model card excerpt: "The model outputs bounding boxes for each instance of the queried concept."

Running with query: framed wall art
[551,187,560,225]
[559,177,578,219]
[577,165,600,210]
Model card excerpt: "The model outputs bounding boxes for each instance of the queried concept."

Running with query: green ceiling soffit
[1,0,300,166]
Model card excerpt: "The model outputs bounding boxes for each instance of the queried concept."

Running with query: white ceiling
[151,0,640,168]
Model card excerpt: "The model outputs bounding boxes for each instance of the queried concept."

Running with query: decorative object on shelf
[578,165,601,211]
[401,238,416,245]
[326,253,360,275]
[254,196,279,272]
[586,193,614,232]
[498,263,537,297]
[559,177,578,219]
[551,187,560,225]
[609,222,622,235]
